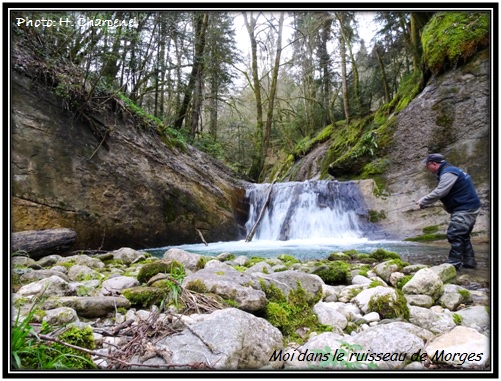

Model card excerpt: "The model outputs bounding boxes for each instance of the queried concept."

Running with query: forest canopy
[10,10,490,182]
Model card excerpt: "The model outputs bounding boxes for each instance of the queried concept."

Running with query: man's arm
[418,172,458,207]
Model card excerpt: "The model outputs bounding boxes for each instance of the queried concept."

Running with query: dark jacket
[438,162,481,213]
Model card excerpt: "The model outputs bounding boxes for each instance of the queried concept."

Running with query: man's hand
[416,201,428,209]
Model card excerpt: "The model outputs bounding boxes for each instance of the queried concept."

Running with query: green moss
[423,225,440,234]
[342,249,358,257]
[195,256,211,270]
[122,286,168,308]
[51,325,96,369]
[327,252,350,261]
[458,289,471,301]
[246,256,266,267]
[396,275,413,290]
[137,260,185,284]
[387,259,411,270]
[452,313,463,325]
[369,249,401,261]
[277,254,300,266]
[312,261,350,285]
[224,298,239,308]
[356,265,371,277]
[404,233,447,242]
[422,12,490,75]
[261,280,328,344]
[368,280,386,288]
[185,279,209,293]
[367,289,410,320]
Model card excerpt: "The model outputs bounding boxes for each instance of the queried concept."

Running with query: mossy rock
[367,289,410,320]
[369,248,401,261]
[312,261,350,285]
[122,286,168,308]
[261,280,329,343]
[422,12,490,75]
[327,252,350,261]
[184,279,209,293]
[137,260,185,284]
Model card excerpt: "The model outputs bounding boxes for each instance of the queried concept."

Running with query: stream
[143,180,491,287]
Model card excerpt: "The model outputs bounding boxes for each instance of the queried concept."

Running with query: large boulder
[155,308,283,369]
[182,261,266,312]
[425,326,489,368]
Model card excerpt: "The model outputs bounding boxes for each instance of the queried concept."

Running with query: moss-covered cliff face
[11,41,249,250]
[271,12,490,240]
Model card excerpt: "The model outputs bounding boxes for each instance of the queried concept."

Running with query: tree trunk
[263,12,284,166]
[243,12,265,181]
[174,12,209,130]
[376,45,391,103]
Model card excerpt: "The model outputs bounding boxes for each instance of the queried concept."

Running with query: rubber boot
[447,239,464,270]
[462,239,477,268]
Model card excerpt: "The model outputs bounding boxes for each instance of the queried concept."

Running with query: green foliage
[117,92,187,150]
[367,289,410,320]
[192,132,227,161]
[369,249,401,261]
[422,12,490,75]
[12,298,96,369]
[246,256,266,267]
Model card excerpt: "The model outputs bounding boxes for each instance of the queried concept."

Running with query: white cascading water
[245,180,370,241]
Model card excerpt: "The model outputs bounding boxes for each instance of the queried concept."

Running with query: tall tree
[336,12,350,122]
[173,12,209,132]
[243,11,265,181]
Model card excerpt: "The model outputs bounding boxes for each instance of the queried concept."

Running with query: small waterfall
[245,180,373,241]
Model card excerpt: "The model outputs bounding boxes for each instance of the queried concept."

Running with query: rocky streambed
[11,246,490,372]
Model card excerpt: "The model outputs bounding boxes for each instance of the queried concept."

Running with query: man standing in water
[417,153,481,269]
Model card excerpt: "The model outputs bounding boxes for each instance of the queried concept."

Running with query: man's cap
[422,153,445,164]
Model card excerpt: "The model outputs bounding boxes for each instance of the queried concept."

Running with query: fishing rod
[384,203,442,213]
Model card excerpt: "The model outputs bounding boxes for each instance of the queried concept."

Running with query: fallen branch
[245,181,275,242]
[195,228,208,246]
